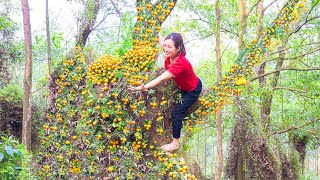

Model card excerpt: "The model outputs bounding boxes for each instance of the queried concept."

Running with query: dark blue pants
[172,79,202,139]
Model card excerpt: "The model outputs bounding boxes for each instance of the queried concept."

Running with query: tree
[76,0,100,47]
[255,0,277,131]
[224,0,312,179]
[215,0,223,179]
[45,0,52,75]
[238,0,261,52]
[46,0,54,107]
[0,3,20,87]
[21,0,32,150]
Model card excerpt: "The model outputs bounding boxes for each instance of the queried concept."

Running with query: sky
[13,0,78,39]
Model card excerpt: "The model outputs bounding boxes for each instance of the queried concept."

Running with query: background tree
[46,0,52,75]
[76,0,100,47]
[215,0,223,179]
[21,0,32,151]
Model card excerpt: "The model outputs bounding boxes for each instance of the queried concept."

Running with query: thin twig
[109,0,121,16]
[184,33,214,44]
[246,0,262,17]
[261,47,320,65]
[273,86,307,94]
[263,0,277,13]
[270,118,320,136]
[251,67,320,81]
[92,12,116,31]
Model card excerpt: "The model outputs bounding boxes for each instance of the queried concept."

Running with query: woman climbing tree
[129,32,202,152]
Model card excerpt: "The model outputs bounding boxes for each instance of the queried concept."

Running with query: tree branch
[187,18,238,37]
[273,86,307,94]
[221,27,239,37]
[263,0,277,12]
[290,16,320,35]
[220,34,237,61]
[251,67,320,81]
[270,118,320,136]
[110,0,121,16]
[76,0,100,47]
[260,46,320,65]
[273,86,316,99]
[290,0,320,35]
[188,18,211,25]
[184,33,214,44]
[269,42,320,56]
[91,12,116,31]
[245,0,262,17]
[283,47,320,61]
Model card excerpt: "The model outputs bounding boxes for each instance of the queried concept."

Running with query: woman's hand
[128,71,172,91]
[128,83,147,91]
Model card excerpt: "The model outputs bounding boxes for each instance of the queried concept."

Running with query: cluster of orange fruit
[87,54,122,87]
[123,44,158,85]
[39,47,89,178]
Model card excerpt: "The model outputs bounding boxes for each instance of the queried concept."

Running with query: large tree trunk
[225,98,278,180]
[21,0,32,151]
[215,0,223,179]
[238,0,246,51]
[260,38,288,132]
[256,0,266,86]
[46,0,52,75]
[232,0,247,177]
[293,134,308,175]
[256,1,264,38]
[46,0,54,107]
[76,0,100,47]
[256,0,269,132]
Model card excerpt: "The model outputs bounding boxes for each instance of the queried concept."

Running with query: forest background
[0,0,319,179]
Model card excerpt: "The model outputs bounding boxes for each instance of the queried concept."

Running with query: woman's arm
[128,71,173,91]
[158,33,164,49]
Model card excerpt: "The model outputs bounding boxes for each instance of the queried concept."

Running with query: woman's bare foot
[161,138,179,152]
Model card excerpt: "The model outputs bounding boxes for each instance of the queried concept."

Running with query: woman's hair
[164,32,186,56]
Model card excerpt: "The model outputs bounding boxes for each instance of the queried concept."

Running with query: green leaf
[14,166,22,171]
[5,145,14,157]
[15,150,22,157]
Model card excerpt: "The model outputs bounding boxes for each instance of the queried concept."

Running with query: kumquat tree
[0,0,319,179]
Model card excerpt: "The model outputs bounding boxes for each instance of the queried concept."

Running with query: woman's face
[163,39,180,59]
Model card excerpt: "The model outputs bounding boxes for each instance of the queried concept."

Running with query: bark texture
[215,0,223,179]
[76,0,100,47]
[21,0,32,150]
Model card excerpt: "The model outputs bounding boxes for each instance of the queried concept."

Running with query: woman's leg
[161,79,202,151]
[171,92,198,139]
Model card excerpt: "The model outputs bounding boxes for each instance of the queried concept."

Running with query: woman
[128,32,202,152]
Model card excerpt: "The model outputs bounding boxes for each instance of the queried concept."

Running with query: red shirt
[164,54,199,91]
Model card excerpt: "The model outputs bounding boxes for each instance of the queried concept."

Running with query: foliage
[0,8,21,60]
[0,132,33,180]
[93,11,136,58]
[0,13,22,88]
[0,15,17,31]
[0,84,23,104]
